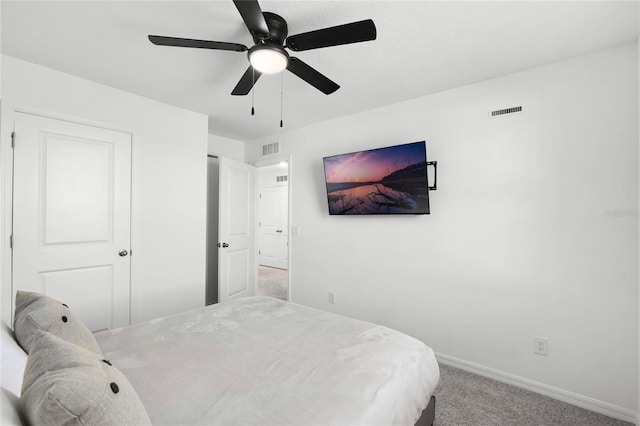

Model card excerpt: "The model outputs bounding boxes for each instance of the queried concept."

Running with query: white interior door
[218,157,255,302]
[259,186,288,269]
[12,112,132,331]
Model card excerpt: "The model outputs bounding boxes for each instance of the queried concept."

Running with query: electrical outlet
[533,336,548,356]
[328,291,336,304]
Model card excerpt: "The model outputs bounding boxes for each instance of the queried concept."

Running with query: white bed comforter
[95,297,439,426]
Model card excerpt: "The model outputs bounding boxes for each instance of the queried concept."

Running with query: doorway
[205,155,219,305]
[206,155,256,304]
[257,162,289,301]
[205,156,290,304]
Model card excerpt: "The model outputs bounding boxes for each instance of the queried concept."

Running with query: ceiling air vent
[262,142,280,156]
[490,106,522,118]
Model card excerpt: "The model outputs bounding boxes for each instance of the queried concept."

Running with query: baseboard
[435,352,638,425]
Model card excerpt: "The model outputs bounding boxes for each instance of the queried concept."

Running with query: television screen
[323,141,430,215]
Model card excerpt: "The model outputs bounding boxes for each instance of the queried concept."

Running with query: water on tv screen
[323,141,430,215]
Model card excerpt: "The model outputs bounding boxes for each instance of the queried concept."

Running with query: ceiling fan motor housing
[254,12,288,44]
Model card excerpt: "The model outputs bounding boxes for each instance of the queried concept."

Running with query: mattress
[95,296,439,425]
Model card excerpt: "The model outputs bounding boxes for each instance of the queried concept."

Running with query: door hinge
[11,131,16,148]
[9,234,13,249]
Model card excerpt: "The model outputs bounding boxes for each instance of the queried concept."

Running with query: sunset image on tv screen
[323,141,430,215]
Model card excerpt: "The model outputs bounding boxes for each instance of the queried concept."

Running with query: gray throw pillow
[21,332,151,426]
[13,291,102,355]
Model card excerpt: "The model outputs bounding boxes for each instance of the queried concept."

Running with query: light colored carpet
[434,364,632,426]
[258,266,288,301]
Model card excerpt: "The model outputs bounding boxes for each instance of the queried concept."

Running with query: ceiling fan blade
[285,19,376,51]
[287,57,339,95]
[233,0,269,37]
[231,66,262,95]
[148,35,247,52]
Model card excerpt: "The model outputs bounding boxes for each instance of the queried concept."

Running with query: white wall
[258,164,289,189]
[208,133,245,162]
[249,44,639,419]
[1,55,208,325]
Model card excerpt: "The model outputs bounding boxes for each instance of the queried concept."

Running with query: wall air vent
[490,106,522,118]
[262,142,280,156]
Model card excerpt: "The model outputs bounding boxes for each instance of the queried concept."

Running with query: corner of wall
[207,133,246,162]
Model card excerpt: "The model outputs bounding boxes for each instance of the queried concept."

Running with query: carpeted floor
[434,364,632,426]
[258,265,288,301]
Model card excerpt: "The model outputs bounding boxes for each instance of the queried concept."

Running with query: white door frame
[254,155,292,301]
[0,101,16,326]
[0,104,134,325]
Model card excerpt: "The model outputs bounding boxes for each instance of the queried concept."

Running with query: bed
[2,292,439,425]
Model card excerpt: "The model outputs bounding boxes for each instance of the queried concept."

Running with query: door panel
[259,185,288,269]
[43,135,114,244]
[218,157,255,302]
[228,167,250,236]
[41,265,114,332]
[227,250,249,296]
[12,113,132,331]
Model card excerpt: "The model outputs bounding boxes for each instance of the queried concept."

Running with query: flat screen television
[323,141,430,215]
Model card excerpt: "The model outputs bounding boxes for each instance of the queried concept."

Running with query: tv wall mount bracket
[427,161,437,191]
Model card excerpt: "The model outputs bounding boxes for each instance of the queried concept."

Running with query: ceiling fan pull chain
[280,72,284,128]
[251,67,256,116]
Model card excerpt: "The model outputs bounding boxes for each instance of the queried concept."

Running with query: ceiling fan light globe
[249,47,289,74]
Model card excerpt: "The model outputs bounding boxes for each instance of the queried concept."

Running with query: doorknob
[222,243,229,248]
[118,249,128,257]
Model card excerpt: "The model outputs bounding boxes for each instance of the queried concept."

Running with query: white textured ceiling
[2,1,639,142]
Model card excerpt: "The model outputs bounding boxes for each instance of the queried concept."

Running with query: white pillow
[1,321,27,396]
[1,388,25,426]
[1,321,28,425]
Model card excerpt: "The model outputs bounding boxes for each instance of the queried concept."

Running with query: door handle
[276,230,282,233]
[222,243,229,248]
[118,249,128,257]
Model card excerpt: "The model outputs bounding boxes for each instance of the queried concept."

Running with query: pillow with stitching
[13,291,102,355]
[20,331,151,426]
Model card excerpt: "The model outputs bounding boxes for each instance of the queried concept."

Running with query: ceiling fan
[148,0,377,96]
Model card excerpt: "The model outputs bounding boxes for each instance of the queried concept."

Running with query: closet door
[12,112,132,331]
